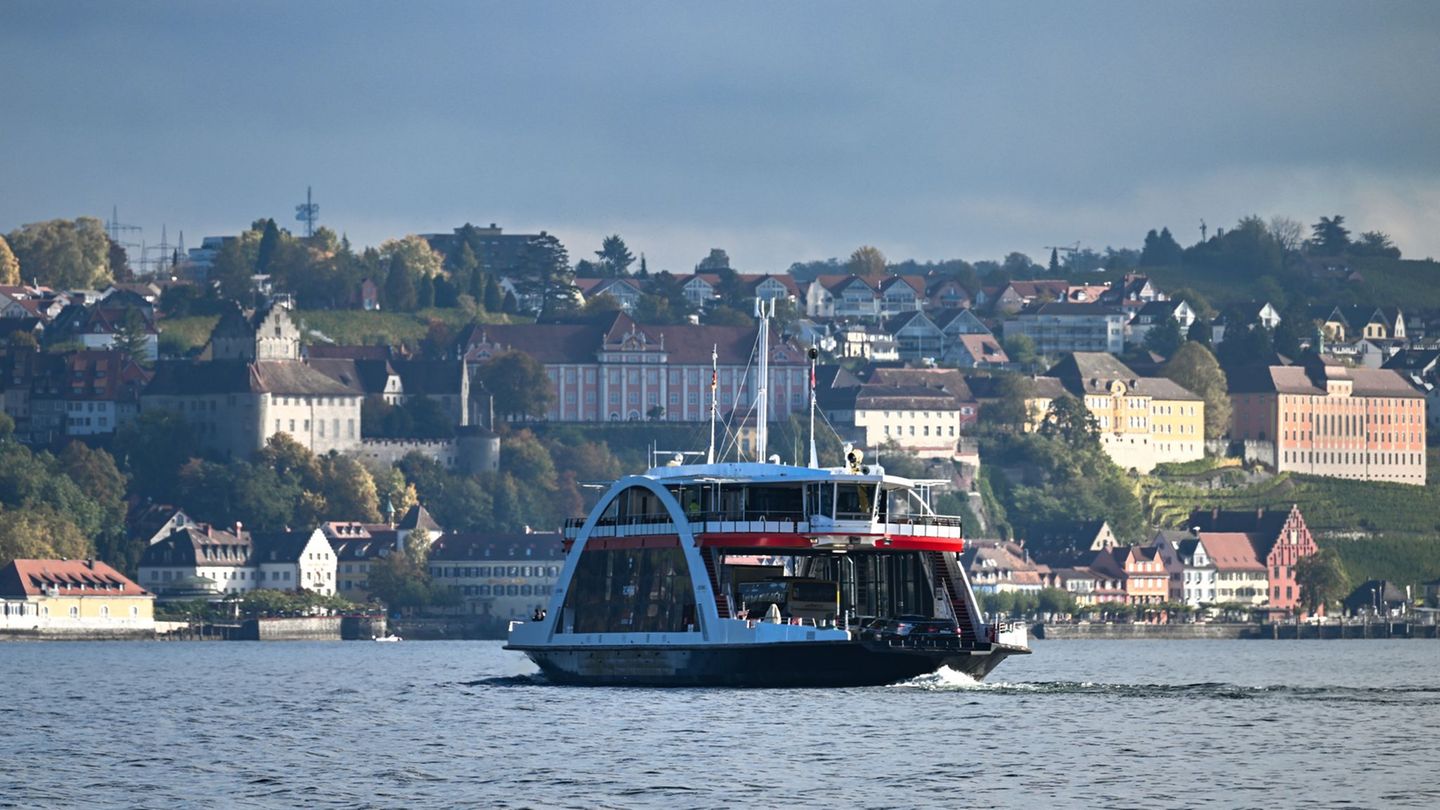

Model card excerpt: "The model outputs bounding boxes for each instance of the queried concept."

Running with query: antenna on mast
[807,345,819,468]
[706,343,718,464]
[295,185,319,237]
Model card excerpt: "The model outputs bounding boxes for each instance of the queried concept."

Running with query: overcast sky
[4,0,1439,273]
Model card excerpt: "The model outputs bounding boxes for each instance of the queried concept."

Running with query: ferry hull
[507,641,1025,687]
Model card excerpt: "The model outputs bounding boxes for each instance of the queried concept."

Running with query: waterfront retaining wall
[243,616,342,641]
[0,627,156,641]
[1036,622,1440,640]
[1036,623,1262,640]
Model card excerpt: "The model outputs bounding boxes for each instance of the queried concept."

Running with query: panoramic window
[562,547,697,634]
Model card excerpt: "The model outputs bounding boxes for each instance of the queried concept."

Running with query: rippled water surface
[5,639,1439,808]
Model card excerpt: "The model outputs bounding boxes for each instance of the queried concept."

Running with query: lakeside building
[1087,545,1169,605]
[458,312,809,423]
[962,541,1044,594]
[1228,354,1427,484]
[1187,506,1319,612]
[138,525,338,600]
[1151,530,1217,607]
[0,559,155,637]
[1195,532,1268,606]
[427,531,566,624]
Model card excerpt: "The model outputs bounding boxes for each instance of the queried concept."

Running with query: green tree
[1001,252,1037,277]
[1309,215,1351,256]
[384,253,417,312]
[596,235,636,277]
[1352,230,1401,259]
[1272,307,1310,358]
[979,373,1035,432]
[256,218,282,272]
[1003,333,1039,371]
[514,233,576,320]
[0,507,93,568]
[210,237,257,302]
[847,245,887,276]
[1038,395,1100,450]
[1048,248,1060,274]
[5,217,112,289]
[365,550,436,611]
[501,429,558,491]
[380,235,445,281]
[1216,324,1274,370]
[1187,317,1212,347]
[475,351,553,420]
[0,234,19,284]
[319,454,381,522]
[114,410,199,501]
[1143,315,1184,358]
[1139,227,1184,266]
[483,275,503,313]
[1296,548,1350,614]
[111,308,153,366]
[1162,342,1231,440]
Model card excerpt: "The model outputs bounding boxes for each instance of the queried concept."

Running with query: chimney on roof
[1256,508,1264,520]
[85,558,95,569]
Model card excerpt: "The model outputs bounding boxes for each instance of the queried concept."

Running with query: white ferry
[505,302,1028,686]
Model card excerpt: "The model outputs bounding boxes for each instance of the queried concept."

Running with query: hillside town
[2,214,1439,639]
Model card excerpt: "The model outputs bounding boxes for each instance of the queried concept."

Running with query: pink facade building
[1229,355,1427,485]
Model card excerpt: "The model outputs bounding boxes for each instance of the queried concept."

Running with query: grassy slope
[295,308,515,347]
[158,308,521,354]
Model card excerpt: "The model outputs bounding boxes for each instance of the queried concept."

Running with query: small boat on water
[373,634,403,643]
[505,301,1028,687]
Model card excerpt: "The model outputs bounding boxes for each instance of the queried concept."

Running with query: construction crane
[1043,241,1081,256]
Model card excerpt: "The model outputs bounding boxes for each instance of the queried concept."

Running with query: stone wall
[243,616,342,640]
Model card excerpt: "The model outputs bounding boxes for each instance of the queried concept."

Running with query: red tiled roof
[1200,532,1266,572]
[431,532,566,561]
[0,559,150,597]
[462,313,805,366]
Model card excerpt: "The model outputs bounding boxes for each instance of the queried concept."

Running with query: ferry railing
[563,511,966,539]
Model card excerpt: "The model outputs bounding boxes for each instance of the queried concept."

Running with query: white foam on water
[892,666,987,690]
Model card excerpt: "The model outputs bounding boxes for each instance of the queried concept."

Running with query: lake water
[5,639,1438,809]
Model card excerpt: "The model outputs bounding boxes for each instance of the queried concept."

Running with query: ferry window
[836,484,873,520]
[507,585,519,596]
[562,546,696,634]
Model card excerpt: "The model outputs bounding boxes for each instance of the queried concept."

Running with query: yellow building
[1028,353,1205,473]
[0,559,155,638]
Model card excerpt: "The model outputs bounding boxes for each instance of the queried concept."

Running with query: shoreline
[1035,621,1440,640]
